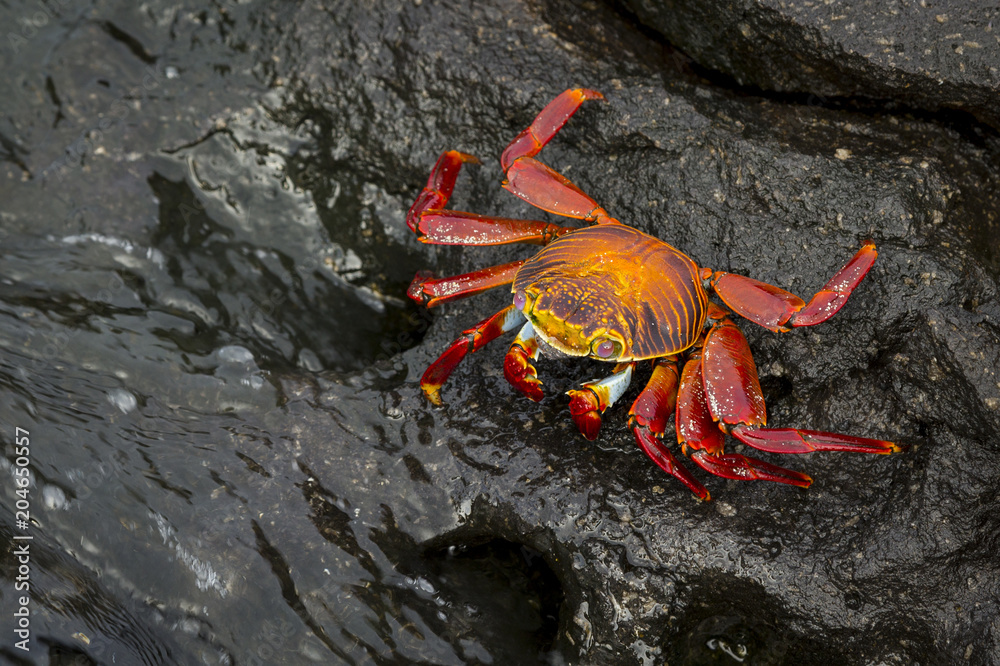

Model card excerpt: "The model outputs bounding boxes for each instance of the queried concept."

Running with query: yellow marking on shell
[530,307,611,356]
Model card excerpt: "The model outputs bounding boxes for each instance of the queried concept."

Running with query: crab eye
[593,338,620,359]
[513,290,527,310]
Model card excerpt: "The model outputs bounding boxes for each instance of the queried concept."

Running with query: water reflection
[0,76,563,661]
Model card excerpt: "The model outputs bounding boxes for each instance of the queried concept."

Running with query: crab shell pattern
[406,89,901,500]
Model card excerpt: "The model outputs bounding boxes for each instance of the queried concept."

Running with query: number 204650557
[13,428,31,521]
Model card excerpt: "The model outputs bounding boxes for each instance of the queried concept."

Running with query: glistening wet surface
[0,118,561,663]
[2,0,1000,664]
[0,1,541,661]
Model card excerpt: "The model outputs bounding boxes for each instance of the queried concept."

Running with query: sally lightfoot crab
[406,88,901,500]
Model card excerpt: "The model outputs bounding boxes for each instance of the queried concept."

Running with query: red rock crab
[406,89,901,499]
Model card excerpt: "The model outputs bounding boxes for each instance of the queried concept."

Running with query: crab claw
[504,321,544,401]
[567,364,636,442]
[505,342,544,402]
[567,388,603,440]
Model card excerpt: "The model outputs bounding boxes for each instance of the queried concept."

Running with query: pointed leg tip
[450,151,480,164]
[779,469,812,488]
[421,385,444,406]
[576,88,604,100]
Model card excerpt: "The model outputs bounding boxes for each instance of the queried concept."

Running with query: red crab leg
[421,305,525,405]
[701,317,899,455]
[688,449,813,487]
[730,426,902,455]
[408,260,525,308]
[414,211,576,246]
[498,88,618,225]
[678,323,812,488]
[676,340,725,456]
[566,362,635,440]
[503,157,617,224]
[700,318,768,429]
[709,242,878,332]
[500,88,604,172]
[628,358,709,500]
[505,321,544,401]
[407,150,480,233]
[408,150,577,246]
[700,316,898,480]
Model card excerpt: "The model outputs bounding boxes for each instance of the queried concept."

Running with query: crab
[406,88,901,500]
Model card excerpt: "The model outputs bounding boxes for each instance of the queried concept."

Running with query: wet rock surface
[622,0,1000,130]
[1,0,998,664]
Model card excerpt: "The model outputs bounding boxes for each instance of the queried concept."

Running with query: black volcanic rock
[623,0,1000,129]
[0,0,997,664]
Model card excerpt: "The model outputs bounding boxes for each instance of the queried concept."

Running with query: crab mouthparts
[534,333,575,360]
[527,321,590,360]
